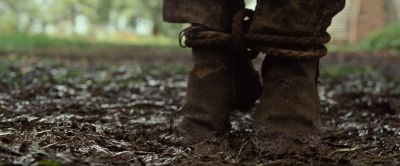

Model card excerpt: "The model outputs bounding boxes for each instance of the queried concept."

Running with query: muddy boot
[162,0,262,147]
[252,56,322,156]
[246,0,346,157]
[171,28,261,145]
[171,46,235,145]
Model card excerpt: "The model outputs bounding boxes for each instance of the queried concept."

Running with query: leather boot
[172,47,234,145]
[252,56,322,156]
[247,0,346,156]
[168,31,262,148]
[172,35,261,145]
[163,0,262,146]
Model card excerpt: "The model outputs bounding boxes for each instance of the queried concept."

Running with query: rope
[179,9,330,60]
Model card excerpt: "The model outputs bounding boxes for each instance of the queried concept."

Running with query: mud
[0,52,399,165]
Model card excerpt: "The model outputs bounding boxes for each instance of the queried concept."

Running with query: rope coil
[179,9,330,60]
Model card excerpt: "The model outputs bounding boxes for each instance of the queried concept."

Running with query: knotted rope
[179,9,330,60]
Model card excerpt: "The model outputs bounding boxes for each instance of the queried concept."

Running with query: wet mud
[0,52,399,165]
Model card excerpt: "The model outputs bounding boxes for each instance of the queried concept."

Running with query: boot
[172,47,234,145]
[252,56,322,156]
[247,0,346,156]
[163,0,262,146]
[172,37,261,145]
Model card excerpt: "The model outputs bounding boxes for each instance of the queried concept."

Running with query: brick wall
[349,0,387,42]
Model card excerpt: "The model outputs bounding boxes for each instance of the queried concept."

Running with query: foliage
[149,64,190,76]
[0,33,94,51]
[355,22,400,52]
[0,33,116,52]
[0,0,183,38]
[38,160,60,166]
[0,33,178,52]
[321,64,379,78]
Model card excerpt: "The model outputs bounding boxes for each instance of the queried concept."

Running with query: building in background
[329,0,400,43]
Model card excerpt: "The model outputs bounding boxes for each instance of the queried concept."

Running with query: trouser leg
[163,0,245,31]
[250,0,345,36]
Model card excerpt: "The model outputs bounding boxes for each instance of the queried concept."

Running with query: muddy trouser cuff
[247,0,346,58]
[163,0,245,31]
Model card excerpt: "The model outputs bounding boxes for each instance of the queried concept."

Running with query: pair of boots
[164,0,346,155]
[174,47,320,155]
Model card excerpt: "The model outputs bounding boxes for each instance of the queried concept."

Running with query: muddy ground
[0,51,399,165]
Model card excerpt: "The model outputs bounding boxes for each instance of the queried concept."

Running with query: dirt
[0,51,399,165]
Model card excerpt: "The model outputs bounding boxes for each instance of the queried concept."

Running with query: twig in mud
[235,139,248,163]
[266,159,292,166]
[135,150,154,155]
[328,146,360,157]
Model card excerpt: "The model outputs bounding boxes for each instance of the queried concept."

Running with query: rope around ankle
[179,9,330,60]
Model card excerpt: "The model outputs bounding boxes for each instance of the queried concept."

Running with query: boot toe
[246,127,321,160]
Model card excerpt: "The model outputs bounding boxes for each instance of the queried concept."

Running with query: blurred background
[0,0,399,53]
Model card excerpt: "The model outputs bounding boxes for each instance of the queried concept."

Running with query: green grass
[0,33,179,52]
[0,33,96,51]
[38,160,60,166]
[327,22,400,53]
[0,54,19,77]
[149,64,190,76]
[53,68,82,83]
[354,22,400,52]
[321,64,379,78]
